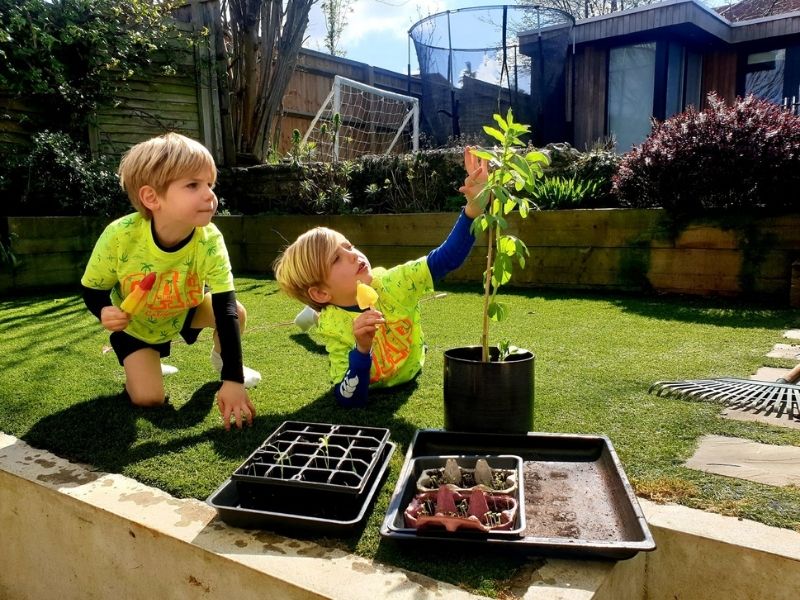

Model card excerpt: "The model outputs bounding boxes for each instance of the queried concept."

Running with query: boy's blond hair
[118,132,217,219]
[273,227,344,311]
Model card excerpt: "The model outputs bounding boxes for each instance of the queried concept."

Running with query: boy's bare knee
[237,301,247,329]
[127,389,166,407]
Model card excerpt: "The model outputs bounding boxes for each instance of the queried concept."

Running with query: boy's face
[314,236,372,307]
[153,167,218,229]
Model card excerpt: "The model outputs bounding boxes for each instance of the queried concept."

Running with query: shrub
[347,149,466,213]
[542,140,620,207]
[0,0,180,133]
[1,132,128,217]
[613,94,800,218]
[532,176,599,209]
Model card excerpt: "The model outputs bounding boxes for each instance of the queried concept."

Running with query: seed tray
[208,442,395,535]
[414,454,521,494]
[380,429,656,560]
[232,421,390,497]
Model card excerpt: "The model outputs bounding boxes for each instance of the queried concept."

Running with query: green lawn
[2,278,799,596]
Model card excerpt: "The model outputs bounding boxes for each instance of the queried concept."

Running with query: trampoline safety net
[409,4,574,146]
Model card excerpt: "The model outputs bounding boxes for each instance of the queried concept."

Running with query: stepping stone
[719,367,800,429]
[685,435,800,486]
[784,329,800,340]
[765,343,800,360]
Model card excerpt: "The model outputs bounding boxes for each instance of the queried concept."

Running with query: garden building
[518,0,800,151]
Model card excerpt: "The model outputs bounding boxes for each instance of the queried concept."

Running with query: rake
[649,363,800,420]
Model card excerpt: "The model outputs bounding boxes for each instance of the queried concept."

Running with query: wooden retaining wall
[2,210,799,304]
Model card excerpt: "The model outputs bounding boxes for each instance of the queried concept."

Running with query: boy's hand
[353,308,385,354]
[217,381,256,431]
[100,305,130,332]
[459,146,489,219]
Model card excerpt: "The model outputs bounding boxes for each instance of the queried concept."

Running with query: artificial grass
[2,278,800,596]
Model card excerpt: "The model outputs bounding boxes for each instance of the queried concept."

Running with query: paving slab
[766,343,800,360]
[719,367,800,429]
[685,435,800,486]
[720,408,800,429]
[783,330,800,340]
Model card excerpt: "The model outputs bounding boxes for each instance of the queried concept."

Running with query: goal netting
[301,75,419,161]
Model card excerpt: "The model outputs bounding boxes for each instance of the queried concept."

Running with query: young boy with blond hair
[81,132,260,430]
[273,148,488,407]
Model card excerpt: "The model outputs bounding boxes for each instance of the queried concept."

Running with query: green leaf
[493,112,508,131]
[497,235,517,256]
[482,126,505,144]
[488,301,510,322]
[471,149,494,161]
[491,253,512,286]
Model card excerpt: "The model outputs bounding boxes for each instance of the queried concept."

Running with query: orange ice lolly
[356,280,378,310]
[120,272,156,314]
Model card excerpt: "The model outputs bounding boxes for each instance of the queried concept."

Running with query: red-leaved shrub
[613,94,800,216]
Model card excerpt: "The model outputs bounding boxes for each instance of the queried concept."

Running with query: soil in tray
[522,461,628,540]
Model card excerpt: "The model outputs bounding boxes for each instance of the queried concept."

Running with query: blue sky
[304,0,476,75]
[303,0,732,75]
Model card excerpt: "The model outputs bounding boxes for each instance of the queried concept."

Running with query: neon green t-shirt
[81,213,234,344]
[316,257,434,388]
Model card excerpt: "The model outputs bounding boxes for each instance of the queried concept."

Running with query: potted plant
[443,109,549,433]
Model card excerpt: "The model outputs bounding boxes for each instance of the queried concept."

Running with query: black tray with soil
[231,421,390,501]
[380,429,655,560]
[208,441,395,534]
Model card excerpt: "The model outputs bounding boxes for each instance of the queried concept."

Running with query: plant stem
[481,221,495,362]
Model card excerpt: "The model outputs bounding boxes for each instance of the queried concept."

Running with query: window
[608,43,656,153]
[745,49,786,104]
[607,41,702,152]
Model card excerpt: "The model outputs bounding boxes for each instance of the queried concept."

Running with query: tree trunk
[225,1,316,163]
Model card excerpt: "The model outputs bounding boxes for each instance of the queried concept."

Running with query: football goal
[301,75,419,161]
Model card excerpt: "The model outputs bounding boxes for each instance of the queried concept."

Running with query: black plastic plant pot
[231,421,390,505]
[443,346,534,433]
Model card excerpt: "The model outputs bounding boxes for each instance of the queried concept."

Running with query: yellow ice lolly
[120,272,156,315]
[356,280,378,310]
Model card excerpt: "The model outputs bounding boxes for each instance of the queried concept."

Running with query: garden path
[686,333,800,487]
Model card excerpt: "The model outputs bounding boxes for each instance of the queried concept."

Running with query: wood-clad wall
[6,210,798,304]
[701,50,737,106]
[573,46,607,150]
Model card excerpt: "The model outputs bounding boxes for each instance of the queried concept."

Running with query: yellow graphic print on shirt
[81,213,233,344]
[317,258,434,388]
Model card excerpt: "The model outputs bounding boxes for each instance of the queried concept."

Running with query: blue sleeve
[333,348,372,408]
[427,209,476,281]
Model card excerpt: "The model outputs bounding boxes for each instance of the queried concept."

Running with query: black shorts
[109,305,203,366]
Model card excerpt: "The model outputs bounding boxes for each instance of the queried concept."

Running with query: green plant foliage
[532,175,600,209]
[0,0,181,131]
[349,150,466,213]
[543,139,620,207]
[470,109,549,361]
[1,132,128,217]
[614,93,800,219]
[298,160,361,214]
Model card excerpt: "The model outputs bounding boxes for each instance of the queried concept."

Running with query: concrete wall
[2,210,800,304]
[3,432,800,600]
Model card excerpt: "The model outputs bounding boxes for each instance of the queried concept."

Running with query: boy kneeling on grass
[273,148,488,407]
[81,133,260,430]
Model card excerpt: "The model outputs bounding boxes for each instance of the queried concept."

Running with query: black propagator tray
[208,442,395,535]
[232,421,390,497]
[380,430,656,560]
